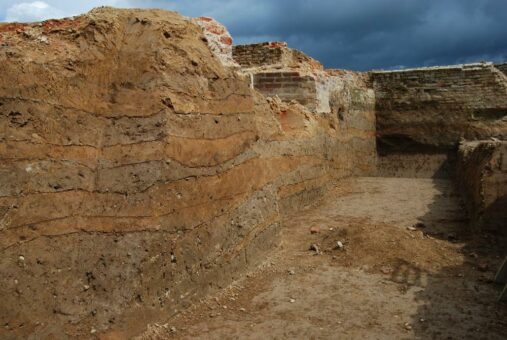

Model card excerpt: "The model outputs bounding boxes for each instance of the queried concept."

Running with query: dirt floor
[137,177,507,339]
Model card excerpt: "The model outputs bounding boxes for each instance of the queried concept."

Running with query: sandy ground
[138,177,507,339]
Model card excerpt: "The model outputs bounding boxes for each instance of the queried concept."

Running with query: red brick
[206,25,225,35]
[265,73,283,78]
[268,41,287,48]
[0,23,27,34]
[220,36,233,46]
[257,83,281,89]
[42,19,80,34]
[255,78,274,84]
[282,72,300,77]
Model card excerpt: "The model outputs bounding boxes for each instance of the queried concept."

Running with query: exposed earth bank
[139,177,507,340]
[0,7,374,339]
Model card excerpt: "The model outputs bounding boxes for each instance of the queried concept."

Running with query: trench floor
[139,177,507,339]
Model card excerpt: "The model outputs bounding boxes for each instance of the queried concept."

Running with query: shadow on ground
[136,177,507,339]
[406,179,507,339]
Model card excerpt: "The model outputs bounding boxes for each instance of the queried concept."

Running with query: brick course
[233,42,286,67]
[253,72,317,109]
[371,63,507,150]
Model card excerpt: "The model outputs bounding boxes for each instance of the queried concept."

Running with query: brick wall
[233,42,286,68]
[371,63,507,148]
[371,63,507,177]
[253,72,318,110]
[372,63,507,124]
[233,42,327,112]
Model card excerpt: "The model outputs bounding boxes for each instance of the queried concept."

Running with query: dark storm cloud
[2,0,507,70]
[144,0,507,70]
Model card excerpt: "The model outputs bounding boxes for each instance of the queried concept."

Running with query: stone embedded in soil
[309,244,320,254]
[335,241,345,250]
[380,266,393,274]
[310,226,320,234]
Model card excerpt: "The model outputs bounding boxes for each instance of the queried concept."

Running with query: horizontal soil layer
[137,177,507,340]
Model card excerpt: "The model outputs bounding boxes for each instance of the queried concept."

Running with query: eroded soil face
[1,7,505,340]
[138,177,507,340]
[0,8,376,338]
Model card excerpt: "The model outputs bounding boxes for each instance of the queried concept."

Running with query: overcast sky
[1,0,506,71]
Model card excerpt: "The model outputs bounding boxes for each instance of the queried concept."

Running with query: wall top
[369,62,494,74]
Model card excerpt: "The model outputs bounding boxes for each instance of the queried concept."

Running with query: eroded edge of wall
[457,140,507,234]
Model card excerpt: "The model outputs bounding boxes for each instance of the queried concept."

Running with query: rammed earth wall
[0,8,376,338]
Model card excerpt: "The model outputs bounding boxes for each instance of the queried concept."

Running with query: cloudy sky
[1,0,506,71]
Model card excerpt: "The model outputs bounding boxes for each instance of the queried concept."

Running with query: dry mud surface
[138,177,507,340]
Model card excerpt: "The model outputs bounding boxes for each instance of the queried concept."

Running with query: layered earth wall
[1,6,506,339]
[231,42,377,173]
[0,8,376,338]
